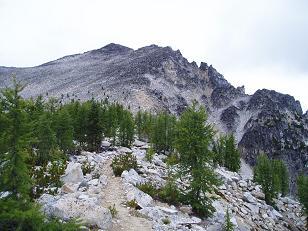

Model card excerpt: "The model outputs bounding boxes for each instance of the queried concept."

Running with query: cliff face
[0,43,307,193]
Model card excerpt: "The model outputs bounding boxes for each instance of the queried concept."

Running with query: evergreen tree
[212,135,226,167]
[175,103,221,217]
[0,79,31,199]
[297,174,308,227]
[224,134,241,172]
[86,100,103,152]
[150,112,176,154]
[36,113,57,165]
[135,110,143,140]
[253,154,277,205]
[118,110,135,147]
[54,109,73,152]
[105,104,120,144]
[272,159,289,196]
[74,102,89,146]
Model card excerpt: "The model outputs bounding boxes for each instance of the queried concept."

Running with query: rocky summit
[0,43,307,193]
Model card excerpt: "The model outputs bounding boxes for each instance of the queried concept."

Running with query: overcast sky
[1,0,307,111]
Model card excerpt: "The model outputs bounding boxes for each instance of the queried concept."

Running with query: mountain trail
[100,158,152,231]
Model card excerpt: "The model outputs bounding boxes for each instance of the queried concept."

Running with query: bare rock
[61,162,84,184]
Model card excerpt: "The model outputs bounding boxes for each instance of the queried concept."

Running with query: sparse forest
[0,79,301,230]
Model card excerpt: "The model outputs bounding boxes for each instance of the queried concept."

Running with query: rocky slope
[38,140,306,230]
[0,43,307,193]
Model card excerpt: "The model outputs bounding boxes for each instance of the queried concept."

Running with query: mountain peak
[90,43,133,55]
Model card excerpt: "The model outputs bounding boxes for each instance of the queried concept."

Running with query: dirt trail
[100,159,152,231]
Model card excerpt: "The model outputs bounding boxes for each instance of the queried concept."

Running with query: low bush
[31,160,67,198]
[81,162,93,175]
[126,199,140,210]
[145,146,155,162]
[162,217,171,225]
[108,204,118,218]
[158,180,181,205]
[136,182,159,198]
[111,153,138,176]
[165,153,179,166]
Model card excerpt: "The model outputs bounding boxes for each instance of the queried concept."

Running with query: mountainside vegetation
[0,79,304,229]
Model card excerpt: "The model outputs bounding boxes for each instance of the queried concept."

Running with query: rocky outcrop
[238,90,308,193]
[38,193,112,229]
[60,162,84,184]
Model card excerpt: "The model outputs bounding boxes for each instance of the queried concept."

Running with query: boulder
[0,191,10,199]
[61,183,78,194]
[101,140,111,147]
[61,162,84,184]
[88,179,99,186]
[126,187,153,208]
[238,180,248,188]
[243,192,256,203]
[157,206,178,215]
[38,193,112,230]
[99,175,108,186]
[252,191,265,200]
[133,140,146,147]
[244,202,259,214]
[118,147,132,153]
[121,169,144,186]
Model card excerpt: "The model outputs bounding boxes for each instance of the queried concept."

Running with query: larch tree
[0,79,31,199]
[175,102,221,217]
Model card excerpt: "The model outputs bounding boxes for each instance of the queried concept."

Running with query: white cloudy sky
[1,0,307,111]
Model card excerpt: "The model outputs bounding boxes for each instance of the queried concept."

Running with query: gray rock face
[61,162,84,184]
[38,193,112,229]
[1,43,307,193]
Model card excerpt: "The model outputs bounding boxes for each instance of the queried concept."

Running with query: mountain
[0,43,307,193]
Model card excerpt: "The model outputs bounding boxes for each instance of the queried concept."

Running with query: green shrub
[165,153,179,166]
[136,182,159,198]
[81,162,93,175]
[111,153,138,176]
[126,199,140,210]
[159,180,181,205]
[108,204,118,218]
[31,160,67,198]
[145,146,155,162]
[162,217,171,225]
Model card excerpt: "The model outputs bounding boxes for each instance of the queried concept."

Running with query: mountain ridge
[0,43,307,194]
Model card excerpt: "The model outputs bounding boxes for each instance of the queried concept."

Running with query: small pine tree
[175,102,221,217]
[150,112,176,153]
[254,154,277,205]
[135,110,143,139]
[36,114,57,165]
[54,109,74,152]
[224,207,234,231]
[212,135,226,167]
[272,159,289,196]
[86,100,103,152]
[224,134,241,172]
[118,110,135,147]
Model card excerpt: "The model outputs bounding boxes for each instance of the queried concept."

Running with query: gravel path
[100,159,152,231]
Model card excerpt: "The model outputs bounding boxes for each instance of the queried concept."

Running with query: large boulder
[126,186,153,208]
[121,169,144,186]
[61,162,84,184]
[38,193,112,230]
